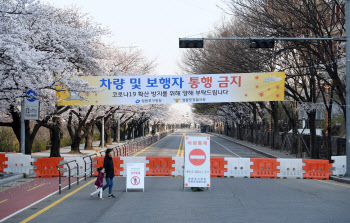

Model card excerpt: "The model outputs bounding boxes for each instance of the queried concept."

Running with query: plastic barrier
[172,157,184,177]
[0,153,8,172]
[146,157,175,176]
[302,159,332,180]
[120,157,148,176]
[93,157,104,176]
[33,157,63,178]
[210,157,227,177]
[331,156,346,176]
[113,157,124,176]
[224,157,252,178]
[250,158,280,178]
[4,154,34,175]
[93,157,123,176]
[277,158,304,179]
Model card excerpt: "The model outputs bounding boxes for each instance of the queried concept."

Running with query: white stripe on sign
[190,155,205,159]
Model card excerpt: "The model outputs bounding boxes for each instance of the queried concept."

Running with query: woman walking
[103,148,116,198]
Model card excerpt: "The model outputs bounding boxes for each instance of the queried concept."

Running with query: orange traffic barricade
[0,153,8,172]
[113,157,124,176]
[250,158,280,178]
[210,157,227,177]
[146,157,175,176]
[302,159,332,180]
[94,157,124,176]
[33,157,63,178]
[93,157,104,176]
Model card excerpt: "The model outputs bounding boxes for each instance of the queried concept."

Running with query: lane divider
[316,180,350,188]
[26,183,46,192]
[0,199,8,204]
[176,135,184,157]
[181,134,185,157]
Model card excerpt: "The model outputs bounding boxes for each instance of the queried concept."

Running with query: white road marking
[211,139,241,157]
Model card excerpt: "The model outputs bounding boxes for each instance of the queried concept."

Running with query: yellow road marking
[20,179,95,223]
[26,183,46,192]
[181,134,185,157]
[132,136,168,157]
[0,179,35,193]
[0,199,8,204]
[176,135,184,157]
[316,179,350,188]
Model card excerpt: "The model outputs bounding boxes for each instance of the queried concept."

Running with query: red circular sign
[189,149,206,166]
[131,176,140,185]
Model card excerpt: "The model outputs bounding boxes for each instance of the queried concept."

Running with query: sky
[42,0,228,75]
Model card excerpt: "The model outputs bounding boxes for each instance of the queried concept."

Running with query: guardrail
[56,159,79,194]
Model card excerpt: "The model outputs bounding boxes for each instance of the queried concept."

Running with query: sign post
[184,136,210,191]
[21,90,40,154]
[126,163,144,192]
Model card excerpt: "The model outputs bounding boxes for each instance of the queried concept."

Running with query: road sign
[23,90,40,120]
[189,149,206,166]
[126,163,144,192]
[184,136,210,189]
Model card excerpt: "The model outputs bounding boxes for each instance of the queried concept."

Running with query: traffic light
[179,39,204,48]
[249,39,275,48]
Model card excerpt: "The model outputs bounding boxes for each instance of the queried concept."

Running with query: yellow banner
[57,72,285,105]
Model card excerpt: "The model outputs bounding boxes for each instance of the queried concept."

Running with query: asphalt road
[135,129,264,158]
[7,177,350,223]
[4,129,350,223]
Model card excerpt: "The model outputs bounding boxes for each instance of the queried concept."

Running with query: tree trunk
[50,118,62,157]
[84,121,94,150]
[105,118,112,145]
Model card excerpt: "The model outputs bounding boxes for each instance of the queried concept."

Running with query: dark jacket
[95,172,104,188]
[103,155,114,178]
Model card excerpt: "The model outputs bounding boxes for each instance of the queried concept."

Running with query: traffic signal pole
[345,0,350,176]
[180,27,350,175]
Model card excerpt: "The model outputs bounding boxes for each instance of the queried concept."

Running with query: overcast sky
[42,0,228,75]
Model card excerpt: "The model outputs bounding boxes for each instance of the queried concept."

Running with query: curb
[330,176,350,185]
[208,132,278,158]
[0,174,24,185]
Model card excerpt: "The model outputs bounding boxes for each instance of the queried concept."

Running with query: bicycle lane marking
[0,177,74,222]
[20,178,95,223]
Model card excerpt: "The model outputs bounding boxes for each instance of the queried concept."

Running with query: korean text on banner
[56,72,285,105]
[126,163,144,192]
[184,136,211,188]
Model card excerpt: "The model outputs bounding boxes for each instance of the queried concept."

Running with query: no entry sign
[184,136,210,189]
[189,149,206,166]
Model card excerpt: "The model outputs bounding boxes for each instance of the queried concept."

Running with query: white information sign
[126,163,144,192]
[184,136,210,188]
[24,90,40,120]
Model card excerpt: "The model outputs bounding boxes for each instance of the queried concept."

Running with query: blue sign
[26,90,37,102]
